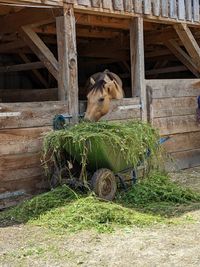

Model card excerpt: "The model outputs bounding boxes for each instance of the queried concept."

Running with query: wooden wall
[0,101,69,209]
[147,79,200,170]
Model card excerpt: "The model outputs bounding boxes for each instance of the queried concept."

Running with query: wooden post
[130,17,147,122]
[56,7,79,123]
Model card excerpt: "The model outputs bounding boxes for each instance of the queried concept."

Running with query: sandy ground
[1,167,200,267]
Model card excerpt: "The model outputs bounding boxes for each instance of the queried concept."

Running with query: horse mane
[88,79,106,93]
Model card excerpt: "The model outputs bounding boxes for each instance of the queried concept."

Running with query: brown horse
[84,70,124,121]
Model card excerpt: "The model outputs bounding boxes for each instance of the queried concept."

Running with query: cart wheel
[91,168,117,201]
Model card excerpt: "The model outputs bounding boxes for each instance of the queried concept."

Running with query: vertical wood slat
[144,0,151,15]
[169,0,177,19]
[113,0,124,11]
[134,0,143,14]
[178,0,185,20]
[185,0,192,21]
[102,0,112,9]
[91,0,101,7]
[152,0,160,16]
[193,0,200,22]
[123,0,133,12]
[77,0,91,6]
[161,0,169,17]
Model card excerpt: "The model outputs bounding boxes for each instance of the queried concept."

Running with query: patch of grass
[1,172,200,233]
[118,171,200,217]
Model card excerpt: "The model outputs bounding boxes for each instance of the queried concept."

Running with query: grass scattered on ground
[1,171,200,233]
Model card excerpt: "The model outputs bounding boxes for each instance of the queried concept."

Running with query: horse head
[84,71,124,122]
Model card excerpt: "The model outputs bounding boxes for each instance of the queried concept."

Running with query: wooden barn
[1,0,200,208]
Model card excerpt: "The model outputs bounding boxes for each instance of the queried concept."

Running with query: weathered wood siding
[73,0,200,24]
[146,79,200,170]
[0,0,63,7]
[0,101,69,209]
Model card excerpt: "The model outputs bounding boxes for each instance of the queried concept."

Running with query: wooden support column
[130,17,147,122]
[56,7,78,122]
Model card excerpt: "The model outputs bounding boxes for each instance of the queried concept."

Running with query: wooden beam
[130,17,146,121]
[19,53,49,88]
[165,39,200,77]
[20,26,59,80]
[0,40,26,53]
[146,65,187,75]
[0,62,44,73]
[174,23,200,68]
[75,13,130,29]
[0,8,62,34]
[56,8,79,122]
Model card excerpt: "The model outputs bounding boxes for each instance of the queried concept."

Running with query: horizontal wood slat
[0,101,68,129]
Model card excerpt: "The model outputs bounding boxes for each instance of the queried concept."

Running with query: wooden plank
[165,39,200,77]
[144,0,151,15]
[102,0,112,9]
[0,153,41,172]
[193,0,200,22]
[21,26,59,80]
[113,0,124,11]
[164,132,200,153]
[0,127,50,155]
[77,0,91,6]
[0,88,58,102]
[152,115,200,135]
[130,17,147,121]
[134,0,142,13]
[185,0,192,21]
[146,65,187,75]
[178,0,185,20]
[57,8,79,122]
[174,24,200,68]
[101,98,141,120]
[169,0,177,19]
[0,101,69,129]
[161,0,169,17]
[91,0,101,7]
[146,79,200,98]
[123,0,133,12]
[152,0,160,16]
[152,96,197,118]
[0,62,44,73]
[170,149,200,170]
[0,172,45,191]
[0,8,62,34]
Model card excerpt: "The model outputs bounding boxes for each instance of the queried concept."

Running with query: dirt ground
[1,167,200,267]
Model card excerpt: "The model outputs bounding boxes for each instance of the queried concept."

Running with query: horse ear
[90,77,95,85]
[105,80,124,100]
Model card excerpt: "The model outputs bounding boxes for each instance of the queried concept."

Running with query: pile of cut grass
[43,121,163,182]
[1,172,200,233]
[119,171,200,217]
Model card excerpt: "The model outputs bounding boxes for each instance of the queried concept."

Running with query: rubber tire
[91,168,117,201]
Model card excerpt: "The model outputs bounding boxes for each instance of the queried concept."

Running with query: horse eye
[99,97,105,102]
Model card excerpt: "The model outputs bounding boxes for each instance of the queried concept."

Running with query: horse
[84,70,124,121]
